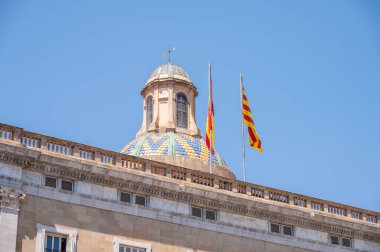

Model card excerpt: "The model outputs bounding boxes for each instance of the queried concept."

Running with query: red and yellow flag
[205,63,215,155]
[242,84,262,152]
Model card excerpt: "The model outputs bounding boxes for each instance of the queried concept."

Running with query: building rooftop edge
[0,122,379,219]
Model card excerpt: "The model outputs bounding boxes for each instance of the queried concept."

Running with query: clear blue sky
[1,1,379,212]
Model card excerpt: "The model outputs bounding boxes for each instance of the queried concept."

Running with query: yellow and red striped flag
[242,83,262,152]
[205,62,215,155]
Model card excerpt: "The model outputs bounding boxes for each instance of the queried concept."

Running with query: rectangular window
[119,245,146,252]
[191,206,202,218]
[45,234,67,252]
[45,177,57,188]
[205,209,217,221]
[270,223,280,234]
[342,237,351,247]
[135,195,147,206]
[330,235,339,245]
[120,192,132,203]
[61,180,73,191]
[283,225,293,236]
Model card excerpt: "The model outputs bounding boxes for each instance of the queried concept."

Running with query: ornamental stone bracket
[0,185,26,211]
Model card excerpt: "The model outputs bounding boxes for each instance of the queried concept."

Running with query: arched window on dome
[146,96,153,130]
[176,93,188,128]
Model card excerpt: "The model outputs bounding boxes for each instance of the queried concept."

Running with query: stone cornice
[0,151,379,243]
[0,185,25,210]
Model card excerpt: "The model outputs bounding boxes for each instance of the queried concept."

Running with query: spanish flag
[205,62,215,155]
[241,79,262,152]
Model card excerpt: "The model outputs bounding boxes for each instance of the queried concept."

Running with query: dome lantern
[122,62,235,179]
[137,62,200,137]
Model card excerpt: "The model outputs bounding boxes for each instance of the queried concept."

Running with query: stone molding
[0,185,25,210]
[0,151,379,243]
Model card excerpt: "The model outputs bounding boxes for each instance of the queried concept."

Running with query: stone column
[0,186,25,252]
[167,83,175,130]
[187,89,199,135]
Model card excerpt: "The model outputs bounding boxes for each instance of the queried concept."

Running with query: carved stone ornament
[0,185,26,209]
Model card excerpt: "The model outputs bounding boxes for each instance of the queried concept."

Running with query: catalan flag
[241,79,262,152]
[205,62,215,155]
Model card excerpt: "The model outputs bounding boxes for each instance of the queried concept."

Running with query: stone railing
[0,123,379,225]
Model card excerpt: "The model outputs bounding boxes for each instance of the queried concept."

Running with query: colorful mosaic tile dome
[145,63,192,85]
[121,132,229,168]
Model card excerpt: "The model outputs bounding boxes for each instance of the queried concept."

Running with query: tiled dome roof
[146,63,192,85]
[120,132,234,178]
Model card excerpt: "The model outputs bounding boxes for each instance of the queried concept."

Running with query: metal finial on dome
[163,47,176,63]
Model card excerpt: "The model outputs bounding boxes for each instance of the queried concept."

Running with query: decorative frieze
[0,150,379,243]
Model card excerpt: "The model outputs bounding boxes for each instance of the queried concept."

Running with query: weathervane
[163,47,176,63]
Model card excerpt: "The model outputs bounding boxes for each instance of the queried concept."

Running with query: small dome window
[146,96,153,130]
[176,93,188,128]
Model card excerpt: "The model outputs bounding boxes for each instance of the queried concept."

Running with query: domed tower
[121,62,235,179]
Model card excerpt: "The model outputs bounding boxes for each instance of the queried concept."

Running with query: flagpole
[240,72,246,181]
[209,62,213,175]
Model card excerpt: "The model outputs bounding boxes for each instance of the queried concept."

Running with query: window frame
[191,206,203,218]
[45,176,58,188]
[45,176,75,192]
[190,206,217,221]
[135,194,147,207]
[329,234,352,248]
[175,92,188,128]
[269,222,294,236]
[119,191,132,203]
[341,237,352,248]
[35,223,77,252]
[61,179,74,192]
[118,191,148,207]
[45,233,67,252]
[114,238,151,252]
[146,95,153,130]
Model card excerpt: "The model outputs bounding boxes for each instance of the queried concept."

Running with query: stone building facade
[0,63,379,252]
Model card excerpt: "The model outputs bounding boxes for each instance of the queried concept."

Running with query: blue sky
[1,1,379,211]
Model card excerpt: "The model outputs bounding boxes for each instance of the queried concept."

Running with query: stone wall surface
[17,195,317,252]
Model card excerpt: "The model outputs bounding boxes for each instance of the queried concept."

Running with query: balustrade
[219,181,232,191]
[237,184,247,194]
[311,201,324,211]
[21,136,40,148]
[328,205,346,216]
[251,188,264,198]
[47,142,72,155]
[0,129,12,140]
[151,165,166,176]
[79,149,94,160]
[269,192,289,203]
[294,197,307,207]
[0,123,378,225]
[171,169,186,180]
[191,174,214,187]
